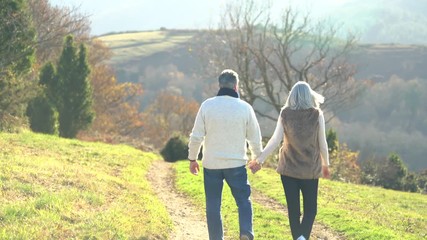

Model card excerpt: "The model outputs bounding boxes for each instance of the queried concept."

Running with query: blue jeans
[281,175,319,240]
[204,166,254,240]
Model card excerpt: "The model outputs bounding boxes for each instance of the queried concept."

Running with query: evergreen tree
[26,63,58,134]
[0,0,35,74]
[39,62,60,103]
[0,0,36,130]
[56,35,94,138]
[0,70,35,131]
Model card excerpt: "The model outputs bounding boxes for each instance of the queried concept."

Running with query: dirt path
[147,160,208,240]
[147,160,344,240]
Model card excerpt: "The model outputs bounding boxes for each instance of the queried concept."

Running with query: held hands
[189,160,200,175]
[248,159,262,174]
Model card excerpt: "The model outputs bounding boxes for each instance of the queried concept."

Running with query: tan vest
[276,107,322,179]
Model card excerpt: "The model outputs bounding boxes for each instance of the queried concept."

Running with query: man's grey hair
[218,69,239,89]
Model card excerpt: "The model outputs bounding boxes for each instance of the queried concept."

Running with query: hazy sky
[49,0,349,35]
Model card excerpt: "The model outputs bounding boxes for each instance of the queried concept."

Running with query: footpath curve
[147,160,208,240]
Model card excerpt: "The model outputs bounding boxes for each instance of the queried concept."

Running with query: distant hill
[325,0,427,44]
[351,44,427,80]
[99,30,427,94]
[100,30,427,80]
[98,30,194,66]
[98,30,207,106]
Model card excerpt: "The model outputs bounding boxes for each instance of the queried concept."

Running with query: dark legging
[281,175,319,240]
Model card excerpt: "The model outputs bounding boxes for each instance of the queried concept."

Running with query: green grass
[3,131,425,239]
[249,168,427,240]
[0,131,172,239]
[175,161,427,240]
[98,30,194,64]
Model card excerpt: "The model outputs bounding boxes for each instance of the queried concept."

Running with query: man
[188,69,263,240]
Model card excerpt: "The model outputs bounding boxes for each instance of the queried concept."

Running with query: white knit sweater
[188,95,263,169]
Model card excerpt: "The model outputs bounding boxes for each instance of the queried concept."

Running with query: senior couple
[187,69,330,240]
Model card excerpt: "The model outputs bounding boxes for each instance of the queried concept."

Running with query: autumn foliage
[142,92,199,149]
[78,41,144,144]
[329,144,361,184]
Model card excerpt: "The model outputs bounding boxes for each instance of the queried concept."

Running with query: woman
[249,81,330,240]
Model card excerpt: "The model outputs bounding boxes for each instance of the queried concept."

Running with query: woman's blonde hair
[284,81,324,110]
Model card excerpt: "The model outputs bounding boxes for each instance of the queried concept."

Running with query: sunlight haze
[49,0,344,35]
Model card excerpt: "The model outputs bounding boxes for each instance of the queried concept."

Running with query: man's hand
[322,165,330,179]
[248,159,262,174]
[189,160,200,175]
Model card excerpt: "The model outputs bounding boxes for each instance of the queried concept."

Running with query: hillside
[1,132,426,239]
[98,30,195,67]
[351,44,427,80]
[0,131,171,239]
[99,30,427,82]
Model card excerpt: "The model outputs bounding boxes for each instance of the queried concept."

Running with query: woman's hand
[322,165,330,179]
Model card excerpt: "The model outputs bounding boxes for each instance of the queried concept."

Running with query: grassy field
[0,131,172,239]
[98,30,194,64]
[174,161,427,240]
[2,131,425,239]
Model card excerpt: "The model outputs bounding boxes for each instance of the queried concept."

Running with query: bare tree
[28,0,91,64]
[197,0,362,122]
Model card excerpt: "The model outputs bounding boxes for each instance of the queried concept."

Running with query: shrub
[160,134,189,162]
[379,153,407,190]
[26,95,57,134]
[361,153,408,191]
[403,173,419,192]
